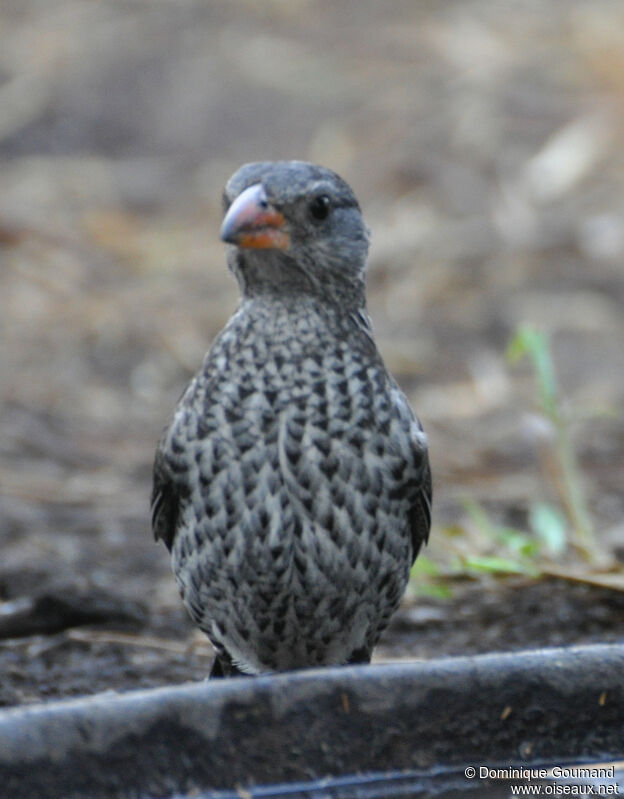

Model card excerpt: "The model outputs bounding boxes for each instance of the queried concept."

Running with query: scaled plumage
[152,161,432,676]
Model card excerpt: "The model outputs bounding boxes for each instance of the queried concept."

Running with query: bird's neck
[232,294,368,345]
[231,251,367,311]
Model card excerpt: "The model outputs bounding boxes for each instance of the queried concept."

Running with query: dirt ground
[1,1,623,707]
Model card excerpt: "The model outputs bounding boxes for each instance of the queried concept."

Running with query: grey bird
[152,161,432,677]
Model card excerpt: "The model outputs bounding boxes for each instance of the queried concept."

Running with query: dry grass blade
[66,629,213,656]
[541,568,624,593]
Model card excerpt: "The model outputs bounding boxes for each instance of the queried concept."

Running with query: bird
[151,161,432,677]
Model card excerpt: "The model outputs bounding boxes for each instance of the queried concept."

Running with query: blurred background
[1,0,623,703]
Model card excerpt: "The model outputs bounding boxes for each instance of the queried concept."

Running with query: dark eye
[308,194,331,221]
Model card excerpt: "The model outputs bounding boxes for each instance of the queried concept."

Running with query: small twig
[65,628,212,655]
[541,567,624,593]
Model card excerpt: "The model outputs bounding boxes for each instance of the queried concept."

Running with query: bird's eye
[308,194,331,221]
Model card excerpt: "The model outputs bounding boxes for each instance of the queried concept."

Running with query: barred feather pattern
[152,295,430,673]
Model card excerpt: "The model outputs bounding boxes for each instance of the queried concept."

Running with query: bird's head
[220,161,370,308]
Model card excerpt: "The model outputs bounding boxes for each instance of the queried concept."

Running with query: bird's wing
[151,357,217,552]
[409,447,432,563]
[349,315,432,561]
[388,382,432,564]
[151,433,182,551]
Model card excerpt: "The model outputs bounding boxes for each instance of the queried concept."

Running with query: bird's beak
[220,183,290,251]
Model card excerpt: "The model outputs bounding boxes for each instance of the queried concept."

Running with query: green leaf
[529,501,568,555]
[415,582,453,599]
[505,326,534,363]
[410,555,440,577]
[441,524,467,538]
[461,555,539,577]
[506,325,558,418]
[496,527,541,557]
[462,497,496,538]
